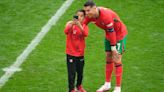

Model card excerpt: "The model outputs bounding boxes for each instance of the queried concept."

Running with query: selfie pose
[64,9,89,92]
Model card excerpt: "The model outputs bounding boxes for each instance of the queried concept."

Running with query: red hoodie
[64,23,89,57]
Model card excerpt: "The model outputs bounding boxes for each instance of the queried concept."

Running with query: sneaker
[113,87,121,92]
[96,84,111,92]
[77,85,86,92]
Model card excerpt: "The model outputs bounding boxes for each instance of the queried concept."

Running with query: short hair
[76,9,86,16]
[84,1,96,7]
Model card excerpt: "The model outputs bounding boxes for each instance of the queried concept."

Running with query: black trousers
[66,54,84,92]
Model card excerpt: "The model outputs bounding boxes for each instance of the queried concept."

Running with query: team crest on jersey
[73,30,77,34]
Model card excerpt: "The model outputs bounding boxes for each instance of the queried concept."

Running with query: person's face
[84,6,96,18]
[77,12,85,23]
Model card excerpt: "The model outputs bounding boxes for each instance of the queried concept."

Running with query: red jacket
[83,7,128,45]
[64,23,89,56]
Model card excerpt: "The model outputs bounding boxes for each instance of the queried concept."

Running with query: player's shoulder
[99,6,114,14]
[98,7,111,18]
[98,6,111,11]
[99,6,116,17]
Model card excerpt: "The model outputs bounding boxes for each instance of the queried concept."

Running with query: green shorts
[104,36,127,54]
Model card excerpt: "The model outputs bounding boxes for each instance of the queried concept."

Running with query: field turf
[0,0,163,92]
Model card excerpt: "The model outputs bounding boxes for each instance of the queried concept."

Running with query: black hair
[76,9,86,16]
[84,0,96,7]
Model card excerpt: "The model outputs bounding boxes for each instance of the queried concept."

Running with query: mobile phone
[73,15,78,19]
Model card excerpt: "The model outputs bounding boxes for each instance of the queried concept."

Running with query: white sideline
[0,0,74,88]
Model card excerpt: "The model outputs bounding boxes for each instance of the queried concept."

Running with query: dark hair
[84,0,96,7]
[76,9,86,16]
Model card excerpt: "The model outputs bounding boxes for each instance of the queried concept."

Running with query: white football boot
[113,87,121,92]
[96,82,111,92]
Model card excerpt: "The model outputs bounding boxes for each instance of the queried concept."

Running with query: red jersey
[83,7,128,45]
[64,23,89,57]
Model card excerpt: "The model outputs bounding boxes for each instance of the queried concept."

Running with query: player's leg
[97,39,113,92]
[66,54,76,92]
[105,51,114,83]
[113,55,122,92]
[113,36,127,92]
[76,56,86,92]
[76,56,84,87]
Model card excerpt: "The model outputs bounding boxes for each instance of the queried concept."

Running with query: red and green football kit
[83,7,128,87]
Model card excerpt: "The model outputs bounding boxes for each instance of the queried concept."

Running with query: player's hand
[66,21,76,28]
[73,18,80,25]
[111,50,121,63]
[67,21,75,25]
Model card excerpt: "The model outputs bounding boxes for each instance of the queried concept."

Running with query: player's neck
[95,8,100,18]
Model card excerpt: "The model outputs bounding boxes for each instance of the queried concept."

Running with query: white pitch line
[0,0,74,88]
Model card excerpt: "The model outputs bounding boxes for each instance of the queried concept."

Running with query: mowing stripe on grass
[0,0,74,88]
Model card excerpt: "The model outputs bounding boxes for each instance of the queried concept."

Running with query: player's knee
[114,62,122,67]
[106,51,112,61]
[106,56,113,64]
[106,61,113,64]
[106,51,112,56]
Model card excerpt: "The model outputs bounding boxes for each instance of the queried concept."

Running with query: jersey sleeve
[83,17,91,25]
[104,12,117,46]
[82,24,89,37]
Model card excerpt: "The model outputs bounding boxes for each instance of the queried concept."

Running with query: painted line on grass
[0,0,74,88]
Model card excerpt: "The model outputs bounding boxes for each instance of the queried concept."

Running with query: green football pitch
[0,0,163,92]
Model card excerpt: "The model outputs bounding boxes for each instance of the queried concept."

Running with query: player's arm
[81,24,89,37]
[106,25,120,61]
[104,15,120,62]
[74,19,89,37]
[107,28,120,62]
[83,17,91,25]
[105,16,117,46]
[64,21,74,35]
[101,7,117,47]
[74,20,84,32]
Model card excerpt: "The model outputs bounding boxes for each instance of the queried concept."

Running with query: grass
[0,0,65,76]
[0,0,164,92]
